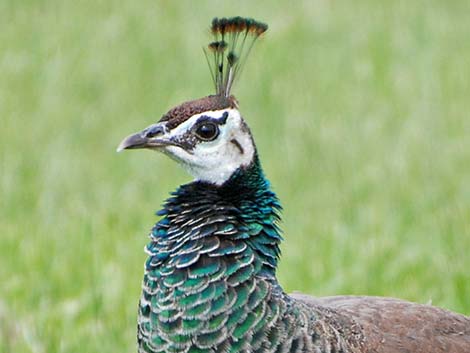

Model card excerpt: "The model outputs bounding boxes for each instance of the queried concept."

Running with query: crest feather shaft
[203,17,268,97]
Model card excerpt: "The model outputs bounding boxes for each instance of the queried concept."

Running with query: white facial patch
[162,109,255,185]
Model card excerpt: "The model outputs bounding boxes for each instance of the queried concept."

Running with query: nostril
[144,124,165,138]
[145,130,159,138]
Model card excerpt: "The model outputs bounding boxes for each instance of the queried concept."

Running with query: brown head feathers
[204,17,268,97]
[160,95,238,129]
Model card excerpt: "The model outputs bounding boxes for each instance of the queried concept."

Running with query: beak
[116,123,170,152]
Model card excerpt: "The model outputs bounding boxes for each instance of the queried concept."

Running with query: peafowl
[118,17,470,353]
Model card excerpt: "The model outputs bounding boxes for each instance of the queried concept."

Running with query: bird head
[117,95,256,185]
[117,17,267,185]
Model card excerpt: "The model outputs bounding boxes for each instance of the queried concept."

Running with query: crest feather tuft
[203,17,268,97]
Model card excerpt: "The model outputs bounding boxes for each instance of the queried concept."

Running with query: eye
[194,122,219,141]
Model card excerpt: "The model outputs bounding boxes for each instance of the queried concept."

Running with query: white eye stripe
[168,109,236,137]
[194,111,229,126]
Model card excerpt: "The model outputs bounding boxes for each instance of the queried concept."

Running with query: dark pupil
[196,123,218,140]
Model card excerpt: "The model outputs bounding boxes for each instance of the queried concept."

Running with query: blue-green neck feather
[148,155,283,278]
[138,156,291,352]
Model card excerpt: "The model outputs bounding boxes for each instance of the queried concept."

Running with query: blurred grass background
[1,0,470,352]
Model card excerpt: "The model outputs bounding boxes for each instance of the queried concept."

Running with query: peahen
[118,17,470,353]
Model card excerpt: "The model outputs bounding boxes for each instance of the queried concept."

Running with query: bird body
[118,17,470,353]
[293,294,470,353]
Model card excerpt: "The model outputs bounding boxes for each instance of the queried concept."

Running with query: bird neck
[148,154,283,279]
[140,158,336,352]
[215,154,283,276]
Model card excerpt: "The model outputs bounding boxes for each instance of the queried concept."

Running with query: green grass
[1,1,470,352]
